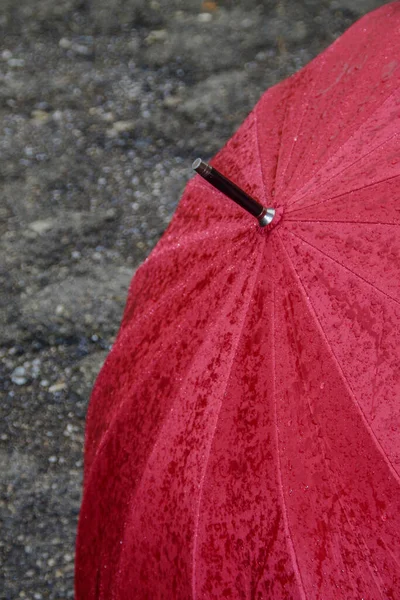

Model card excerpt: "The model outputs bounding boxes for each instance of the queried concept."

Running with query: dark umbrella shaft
[192,159,275,226]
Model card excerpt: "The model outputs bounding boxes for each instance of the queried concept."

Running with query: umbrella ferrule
[193,158,275,228]
[192,158,212,178]
[257,207,276,227]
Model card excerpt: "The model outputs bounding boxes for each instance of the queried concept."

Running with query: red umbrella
[76,3,400,598]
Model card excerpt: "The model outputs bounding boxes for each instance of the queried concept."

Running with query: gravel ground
[0,0,388,598]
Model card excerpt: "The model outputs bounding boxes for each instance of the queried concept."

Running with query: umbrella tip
[192,157,275,228]
[192,158,211,177]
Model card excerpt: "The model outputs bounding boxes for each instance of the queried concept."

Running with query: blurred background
[0,0,388,598]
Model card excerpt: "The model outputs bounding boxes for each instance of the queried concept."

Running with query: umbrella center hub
[259,205,283,234]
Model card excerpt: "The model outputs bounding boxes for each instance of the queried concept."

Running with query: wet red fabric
[75,4,400,598]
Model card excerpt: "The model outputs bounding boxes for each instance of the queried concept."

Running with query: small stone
[107,121,135,137]
[145,29,168,45]
[31,110,50,125]
[201,0,217,10]
[52,110,63,122]
[1,49,12,60]
[11,366,28,385]
[105,208,117,220]
[198,12,212,23]
[55,305,64,316]
[71,43,91,56]
[8,58,25,68]
[40,380,50,387]
[48,382,67,393]
[28,219,54,235]
[48,456,57,463]
[164,95,182,108]
[47,558,56,567]
[59,38,71,49]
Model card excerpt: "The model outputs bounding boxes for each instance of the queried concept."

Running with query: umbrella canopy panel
[76,3,400,599]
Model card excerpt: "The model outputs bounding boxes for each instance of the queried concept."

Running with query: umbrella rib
[286,131,400,211]
[123,232,255,332]
[285,172,400,218]
[276,230,400,488]
[254,103,270,205]
[274,61,324,202]
[272,280,308,600]
[191,241,266,599]
[151,223,248,260]
[285,218,400,226]
[85,250,258,496]
[285,228,400,307]
[272,262,390,597]
[284,83,400,211]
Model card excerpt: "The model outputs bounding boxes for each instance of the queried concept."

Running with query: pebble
[8,58,25,68]
[198,13,213,23]
[28,219,54,235]
[31,110,50,125]
[48,382,67,393]
[145,30,168,45]
[107,120,136,137]
[11,366,28,386]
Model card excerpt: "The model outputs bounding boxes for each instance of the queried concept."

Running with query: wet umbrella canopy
[76,3,400,598]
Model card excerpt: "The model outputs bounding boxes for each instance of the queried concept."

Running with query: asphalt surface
[0,0,389,597]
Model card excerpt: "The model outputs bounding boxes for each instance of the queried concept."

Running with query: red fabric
[75,4,400,598]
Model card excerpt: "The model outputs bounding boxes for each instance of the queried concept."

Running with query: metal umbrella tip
[192,158,211,177]
[192,158,202,171]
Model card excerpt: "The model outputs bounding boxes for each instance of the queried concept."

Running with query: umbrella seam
[254,102,270,205]
[274,62,324,203]
[118,236,257,340]
[285,218,400,226]
[272,275,308,600]
[111,237,263,594]
[282,37,400,210]
[85,234,260,484]
[274,235,389,597]
[191,239,266,599]
[276,230,400,488]
[284,172,400,218]
[285,228,400,307]
[152,223,248,260]
[275,232,394,597]
[287,129,400,212]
